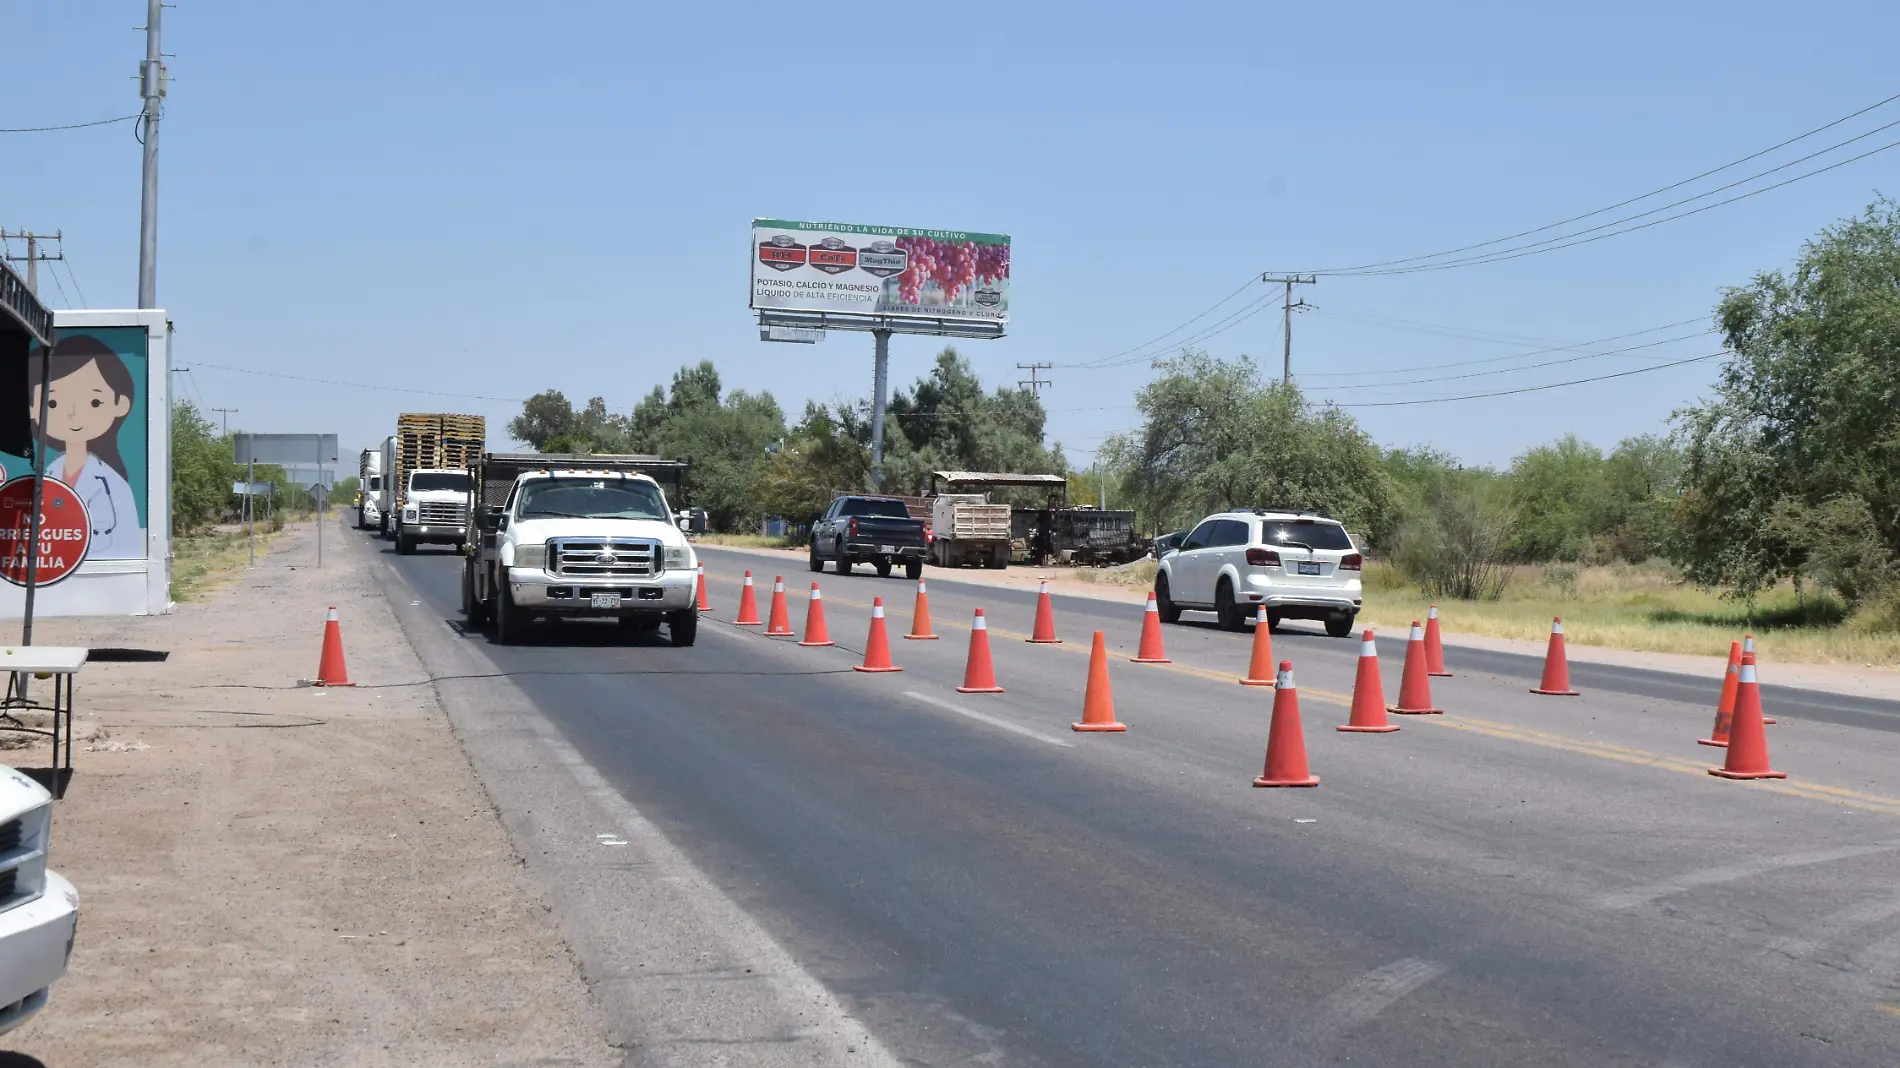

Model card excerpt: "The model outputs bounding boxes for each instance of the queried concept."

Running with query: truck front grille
[417,501,466,526]
[0,818,18,854]
[0,868,12,900]
[550,538,659,578]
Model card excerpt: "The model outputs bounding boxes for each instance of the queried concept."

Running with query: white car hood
[512,517,683,545]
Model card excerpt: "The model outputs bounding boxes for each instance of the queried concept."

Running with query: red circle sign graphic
[0,475,93,587]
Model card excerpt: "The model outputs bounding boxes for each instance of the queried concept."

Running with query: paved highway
[375,535,1900,1066]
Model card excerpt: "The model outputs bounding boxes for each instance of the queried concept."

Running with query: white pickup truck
[461,453,698,646]
[0,765,77,1036]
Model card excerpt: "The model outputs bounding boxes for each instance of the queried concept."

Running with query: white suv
[1153,509,1363,636]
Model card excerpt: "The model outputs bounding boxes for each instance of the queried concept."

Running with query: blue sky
[4,1,1897,470]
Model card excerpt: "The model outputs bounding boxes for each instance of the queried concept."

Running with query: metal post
[870,328,891,490]
[24,236,36,297]
[1096,457,1106,510]
[314,439,323,568]
[20,342,53,647]
[136,0,164,309]
[246,455,255,568]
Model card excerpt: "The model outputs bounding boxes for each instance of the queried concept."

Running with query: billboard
[751,219,1010,324]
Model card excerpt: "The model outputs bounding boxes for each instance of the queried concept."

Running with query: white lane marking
[1767,890,1900,959]
[1594,841,1900,910]
[903,690,1075,748]
[1311,957,1446,1045]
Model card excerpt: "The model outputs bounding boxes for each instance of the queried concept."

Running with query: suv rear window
[839,498,911,518]
[1259,520,1354,551]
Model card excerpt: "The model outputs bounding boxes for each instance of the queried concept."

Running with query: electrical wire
[195,362,560,406]
[1304,331,1715,391]
[1058,276,1265,369]
[1329,351,1725,407]
[1298,315,1712,378]
[1066,290,1282,371]
[1292,90,1900,275]
[58,257,88,309]
[0,113,141,133]
[44,263,73,310]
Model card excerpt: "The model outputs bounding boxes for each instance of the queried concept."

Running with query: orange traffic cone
[1253,661,1319,787]
[695,565,711,612]
[1389,621,1442,715]
[1424,604,1451,677]
[1710,653,1784,780]
[765,576,793,636]
[734,571,762,626]
[1131,592,1171,663]
[314,606,355,687]
[904,578,939,640]
[799,583,835,647]
[853,597,901,673]
[956,608,1005,693]
[1028,580,1061,643]
[1745,633,1775,724]
[1071,631,1126,732]
[1698,641,1742,748]
[1529,616,1580,696]
[1339,629,1399,733]
[1238,605,1276,686]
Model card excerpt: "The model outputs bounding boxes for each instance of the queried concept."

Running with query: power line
[1329,351,1726,407]
[1066,290,1283,370]
[1016,363,1053,396]
[195,362,548,406]
[1305,331,1715,391]
[1059,276,1264,369]
[1298,314,1712,378]
[57,257,88,309]
[0,113,142,134]
[1293,90,1900,275]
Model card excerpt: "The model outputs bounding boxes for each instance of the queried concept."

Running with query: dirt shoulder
[5,518,617,1067]
[699,543,1900,702]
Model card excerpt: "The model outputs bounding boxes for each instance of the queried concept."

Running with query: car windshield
[1260,520,1354,551]
[840,498,911,518]
[411,472,471,493]
[517,478,669,521]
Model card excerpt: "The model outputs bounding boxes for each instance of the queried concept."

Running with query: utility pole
[1263,274,1316,384]
[1,230,63,298]
[137,0,167,309]
[210,407,237,435]
[1016,362,1053,397]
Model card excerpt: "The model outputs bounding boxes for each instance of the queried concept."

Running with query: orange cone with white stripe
[904,578,939,640]
[1698,641,1742,748]
[853,597,901,673]
[1238,605,1276,686]
[1745,633,1776,724]
[1388,621,1442,715]
[1709,653,1784,780]
[1071,631,1126,732]
[734,571,762,626]
[1253,661,1319,787]
[314,606,355,687]
[1424,604,1451,677]
[799,583,835,647]
[1131,592,1171,663]
[1339,629,1399,733]
[1028,580,1061,643]
[695,564,711,612]
[956,608,1005,693]
[765,576,793,636]
[1529,616,1580,696]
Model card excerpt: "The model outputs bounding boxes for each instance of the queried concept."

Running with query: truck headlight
[663,545,693,570]
[514,543,547,569]
[403,506,418,521]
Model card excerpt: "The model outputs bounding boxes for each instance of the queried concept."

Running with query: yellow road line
[1877,1003,1900,1019]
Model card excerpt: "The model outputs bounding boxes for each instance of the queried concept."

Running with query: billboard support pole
[247,455,255,569]
[20,340,53,648]
[870,329,891,492]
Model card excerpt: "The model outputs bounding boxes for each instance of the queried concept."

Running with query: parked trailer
[924,471,1069,570]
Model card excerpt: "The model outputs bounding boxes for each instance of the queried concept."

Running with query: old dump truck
[924,471,1068,569]
[384,413,485,552]
[1016,505,1144,566]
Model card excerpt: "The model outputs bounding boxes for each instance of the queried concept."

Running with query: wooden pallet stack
[392,413,486,510]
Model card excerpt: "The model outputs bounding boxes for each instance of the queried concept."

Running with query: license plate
[879,544,898,554]
[590,592,622,609]
[1297,562,1323,576]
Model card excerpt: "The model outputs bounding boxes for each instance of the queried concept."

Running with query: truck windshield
[840,498,911,518]
[517,478,669,521]
[411,472,472,493]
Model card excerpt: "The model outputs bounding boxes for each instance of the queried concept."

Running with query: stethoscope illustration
[83,474,118,538]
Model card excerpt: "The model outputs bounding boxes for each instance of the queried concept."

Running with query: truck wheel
[808,540,823,573]
[462,561,491,626]
[1325,613,1356,639]
[905,556,923,581]
[493,586,520,645]
[669,608,698,647]
[396,530,415,555]
[379,515,389,538]
[875,558,893,578]
[837,541,853,575]
[987,545,1009,569]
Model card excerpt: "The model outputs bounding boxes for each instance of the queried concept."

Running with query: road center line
[902,690,1076,748]
[1307,957,1447,1050]
[1593,841,1900,910]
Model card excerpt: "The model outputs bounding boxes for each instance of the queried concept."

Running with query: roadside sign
[231,481,274,496]
[0,476,93,587]
[761,325,825,344]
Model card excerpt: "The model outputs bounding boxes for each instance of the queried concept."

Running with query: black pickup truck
[810,495,927,579]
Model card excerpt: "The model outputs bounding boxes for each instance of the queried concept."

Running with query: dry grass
[695,533,804,550]
[1074,559,1160,588]
[1360,560,1900,666]
[171,524,288,602]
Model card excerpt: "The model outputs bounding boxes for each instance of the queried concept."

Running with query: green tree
[508,390,578,450]
[171,401,240,535]
[1104,350,1390,536]
[882,348,1066,495]
[1507,434,1606,562]
[752,402,872,523]
[1673,198,1900,605]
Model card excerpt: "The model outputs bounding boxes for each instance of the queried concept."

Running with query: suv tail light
[848,517,859,538]
[1245,547,1282,567]
[1339,552,1364,571]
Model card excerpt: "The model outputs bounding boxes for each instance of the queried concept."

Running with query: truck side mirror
[497,515,510,531]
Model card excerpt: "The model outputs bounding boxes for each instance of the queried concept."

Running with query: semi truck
[357,448,384,531]
[383,413,485,553]
[461,452,696,645]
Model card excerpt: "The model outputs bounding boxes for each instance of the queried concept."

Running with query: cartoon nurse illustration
[29,334,146,560]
